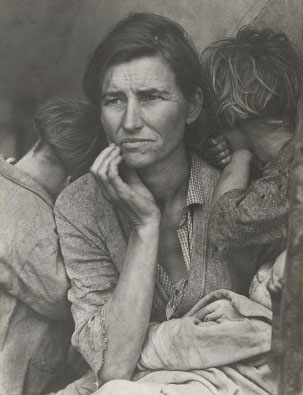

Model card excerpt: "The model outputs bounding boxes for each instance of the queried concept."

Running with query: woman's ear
[185,88,203,125]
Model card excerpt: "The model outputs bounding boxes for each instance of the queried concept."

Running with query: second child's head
[203,27,302,135]
[33,98,105,182]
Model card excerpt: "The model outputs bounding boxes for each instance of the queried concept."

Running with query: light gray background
[0,0,301,157]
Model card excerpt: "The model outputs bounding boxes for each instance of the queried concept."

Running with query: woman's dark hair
[202,27,302,131]
[33,98,106,181]
[83,12,212,147]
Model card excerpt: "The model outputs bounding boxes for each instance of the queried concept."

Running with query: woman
[55,13,283,394]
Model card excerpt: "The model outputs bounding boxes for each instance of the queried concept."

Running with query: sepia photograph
[0,1,302,394]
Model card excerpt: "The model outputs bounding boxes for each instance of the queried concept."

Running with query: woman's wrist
[133,216,161,235]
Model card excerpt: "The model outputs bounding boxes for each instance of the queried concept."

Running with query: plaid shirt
[157,153,204,319]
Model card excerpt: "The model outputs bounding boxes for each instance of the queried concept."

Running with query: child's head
[33,98,105,181]
[249,250,287,309]
[249,261,272,309]
[202,27,302,133]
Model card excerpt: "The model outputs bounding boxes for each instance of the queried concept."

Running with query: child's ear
[186,88,203,125]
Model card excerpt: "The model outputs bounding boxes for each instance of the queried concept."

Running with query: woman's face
[100,55,196,169]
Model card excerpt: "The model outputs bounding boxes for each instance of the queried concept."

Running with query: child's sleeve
[209,142,293,246]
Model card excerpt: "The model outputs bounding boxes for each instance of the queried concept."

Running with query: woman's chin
[121,152,156,169]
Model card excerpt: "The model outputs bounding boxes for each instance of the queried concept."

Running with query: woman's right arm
[98,222,160,382]
[56,145,161,384]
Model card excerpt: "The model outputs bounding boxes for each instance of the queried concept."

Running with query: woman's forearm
[99,221,160,382]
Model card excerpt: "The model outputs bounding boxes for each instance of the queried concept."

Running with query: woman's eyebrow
[102,91,125,98]
[138,88,169,95]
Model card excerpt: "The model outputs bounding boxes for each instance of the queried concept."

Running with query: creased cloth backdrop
[0,0,301,157]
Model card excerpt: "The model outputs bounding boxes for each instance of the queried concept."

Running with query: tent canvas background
[0,0,301,159]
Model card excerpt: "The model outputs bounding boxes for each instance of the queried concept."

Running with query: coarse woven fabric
[0,156,71,395]
[54,149,287,380]
[209,140,293,247]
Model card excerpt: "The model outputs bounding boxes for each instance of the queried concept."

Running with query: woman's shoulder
[55,173,114,220]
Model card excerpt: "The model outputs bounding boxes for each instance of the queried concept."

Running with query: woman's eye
[143,95,162,102]
[104,98,124,105]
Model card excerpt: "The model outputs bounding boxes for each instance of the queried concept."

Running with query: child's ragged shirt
[209,140,293,247]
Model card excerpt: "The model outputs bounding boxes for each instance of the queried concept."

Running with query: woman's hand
[195,299,243,322]
[91,144,160,228]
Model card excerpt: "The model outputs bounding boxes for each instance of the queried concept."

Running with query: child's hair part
[202,27,302,131]
[33,97,105,181]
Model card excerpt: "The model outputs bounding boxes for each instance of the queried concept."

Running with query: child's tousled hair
[202,27,302,131]
[33,98,106,181]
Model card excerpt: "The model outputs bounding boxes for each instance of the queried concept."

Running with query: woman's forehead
[101,56,178,94]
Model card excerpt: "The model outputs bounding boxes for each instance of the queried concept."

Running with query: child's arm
[210,140,293,247]
[212,149,253,207]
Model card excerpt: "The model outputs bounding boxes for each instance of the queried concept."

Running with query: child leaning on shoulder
[203,27,301,257]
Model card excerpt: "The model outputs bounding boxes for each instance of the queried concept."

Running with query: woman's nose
[122,100,143,132]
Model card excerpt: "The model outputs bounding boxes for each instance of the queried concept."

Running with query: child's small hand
[195,299,243,322]
[268,250,286,295]
[5,157,17,165]
[205,135,231,168]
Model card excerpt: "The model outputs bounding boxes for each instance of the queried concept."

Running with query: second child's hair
[202,27,302,131]
[33,98,105,181]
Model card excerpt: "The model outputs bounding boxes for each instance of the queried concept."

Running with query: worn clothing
[157,153,205,319]
[139,289,272,372]
[55,150,285,383]
[97,290,274,395]
[97,365,273,395]
[0,157,71,395]
[210,140,293,246]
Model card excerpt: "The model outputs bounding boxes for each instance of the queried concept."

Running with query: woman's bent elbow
[99,364,134,383]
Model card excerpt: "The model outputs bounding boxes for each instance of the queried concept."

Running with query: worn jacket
[0,157,71,395]
[210,140,293,246]
[55,151,287,378]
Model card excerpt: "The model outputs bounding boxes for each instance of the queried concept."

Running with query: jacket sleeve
[55,204,119,377]
[209,144,293,246]
[1,213,70,320]
[139,291,272,371]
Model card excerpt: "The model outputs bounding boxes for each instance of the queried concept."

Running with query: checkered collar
[186,151,205,207]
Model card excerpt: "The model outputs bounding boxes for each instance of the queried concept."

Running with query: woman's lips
[120,139,153,149]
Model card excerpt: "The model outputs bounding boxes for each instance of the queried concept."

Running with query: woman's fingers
[91,144,122,201]
[107,157,134,201]
[195,301,219,321]
[90,144,159,225]
[195,299,238,321]
[204,311,222,322]
[90,143,117,174]
[95,146,120,178]
[91,146,120,182]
